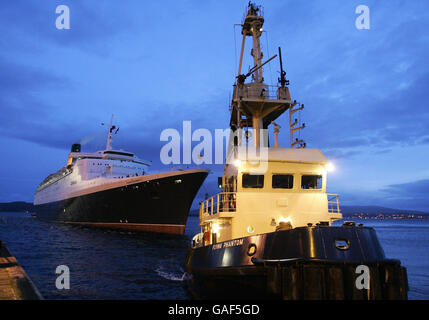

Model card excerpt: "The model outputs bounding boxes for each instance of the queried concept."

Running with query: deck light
[212,223,220,234]
[279,216,291,224]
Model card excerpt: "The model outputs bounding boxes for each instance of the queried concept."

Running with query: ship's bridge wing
[102,150,151,166]
[69,151,103,159]
[69,150,150,166]
[103,150,134,157]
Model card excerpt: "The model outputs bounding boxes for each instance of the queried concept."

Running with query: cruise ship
[33,120,208,234]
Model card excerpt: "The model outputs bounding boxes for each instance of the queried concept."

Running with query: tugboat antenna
[236,54,277,84]
[278,47,289,87]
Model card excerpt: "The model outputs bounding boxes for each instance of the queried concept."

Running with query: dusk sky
[1,0,428,211]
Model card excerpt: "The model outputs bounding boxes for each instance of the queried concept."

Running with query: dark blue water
[345,219,429,300]
[0,213,428,300]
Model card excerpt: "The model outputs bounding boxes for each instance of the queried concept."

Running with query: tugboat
[184,3,408,299]
[34,117,208,235]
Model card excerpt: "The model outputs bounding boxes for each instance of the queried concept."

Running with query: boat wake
[155,266,185,281]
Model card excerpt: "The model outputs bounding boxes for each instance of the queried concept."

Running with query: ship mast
[106,114,115,151]
[230,2,305,150]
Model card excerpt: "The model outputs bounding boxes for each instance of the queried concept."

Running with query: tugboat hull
[34,170,208,235]
[184,226,408,299]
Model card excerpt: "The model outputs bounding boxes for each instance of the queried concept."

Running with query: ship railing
[327,194,341,214]
[233,84,290,101]
[36,168,73,192]
[200,192,237,219]
[242,3,264,22]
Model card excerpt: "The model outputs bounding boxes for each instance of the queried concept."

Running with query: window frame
[300,174,323,190]
[272,174,294,189]
[242,173,265,189]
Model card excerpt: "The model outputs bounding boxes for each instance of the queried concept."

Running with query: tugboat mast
[238,3,264,83]
[231,2,304,150]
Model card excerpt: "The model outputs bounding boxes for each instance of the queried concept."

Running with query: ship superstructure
[35,144,150,205]
[196,148,342,245]
[194,2,341,246]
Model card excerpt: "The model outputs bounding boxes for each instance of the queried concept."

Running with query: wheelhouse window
[272,174,294,189]
[301,175,322,190]
[242,174,264,188]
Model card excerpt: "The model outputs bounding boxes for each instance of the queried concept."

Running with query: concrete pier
[0,240,42,300]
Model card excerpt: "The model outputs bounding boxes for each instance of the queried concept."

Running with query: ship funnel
[71,144,81,153]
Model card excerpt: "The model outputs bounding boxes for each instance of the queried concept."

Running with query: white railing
[233,84,289,101]
[200,192,236,219]
[327,194,341,214]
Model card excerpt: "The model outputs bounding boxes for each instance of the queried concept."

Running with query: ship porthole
[247,243,257,256]
[334,238,351,251]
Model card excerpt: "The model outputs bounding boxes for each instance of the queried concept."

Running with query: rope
[233,24,238,76]
[264,31,275,87]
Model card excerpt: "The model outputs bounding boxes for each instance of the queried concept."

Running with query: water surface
[0,213,427,299]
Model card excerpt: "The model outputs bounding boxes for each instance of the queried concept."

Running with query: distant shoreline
[0,201,34,213]
[2,202,428,220]
[188,204,429,219]
[341,213,429,220]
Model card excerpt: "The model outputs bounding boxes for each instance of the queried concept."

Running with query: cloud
[420,136,429,145]
[0,58,64,93]
[332,179,429,212]
[302,58,429,157]
[1,0,429,207]
[0,0,133,56]
[266,0,429,159]
[381,179,429,198]
[323,148,361,160]
[377,179,429,211]
[0,56,78,148]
